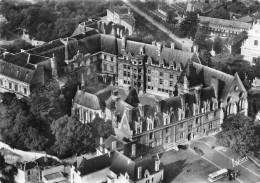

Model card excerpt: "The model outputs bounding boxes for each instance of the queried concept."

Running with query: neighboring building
[227,31,248,54]
[71,152,114,183]
[107,5,135,35]
[199,16,252,38]
[42,165,70,183]
[21,29,46,46]
[14,156,61,183]
[241,20,260,64]
[0,52,50,98]
[157,5,174,21]
[107,151,164,183]
[186,2,212,14]
[115,61,248,153]
[236,15,254,23]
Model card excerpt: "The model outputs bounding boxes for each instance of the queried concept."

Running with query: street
[190,139,260,183]
[123,0,193,51]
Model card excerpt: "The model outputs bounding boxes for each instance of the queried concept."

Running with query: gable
[118,112,132,139]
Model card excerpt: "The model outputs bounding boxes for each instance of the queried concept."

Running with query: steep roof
[227,31,248,45]
[108,5,129,15]
[101,135,126,151]
[110,151,162,181]
[236,15,253,23]
[74,89,104,110]
[125,88,140,107]
[76,153,114,176]
[199,16,252,30]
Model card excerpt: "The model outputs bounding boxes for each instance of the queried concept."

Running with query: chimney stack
[180,93,185,109]
[100,137,103,145]
[111,141,117,151]
[137,166,142,179]
[131,143,136,157]
[171,42,175,49]
[155,99,161,113]
[155,154,160,171]
[51,53,58,79]
[156,42,163,57]
[138,103,144,117]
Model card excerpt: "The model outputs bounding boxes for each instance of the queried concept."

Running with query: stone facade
[241,20,260,64]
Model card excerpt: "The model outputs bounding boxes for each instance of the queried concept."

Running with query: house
[107,151,164,183]
[107,5,135,35]
[199,16,252,38]
[70,152,114,183]
[114,61,248,153]
[42,165,70,183]
[186,2,212,14]
[241,20,260,64]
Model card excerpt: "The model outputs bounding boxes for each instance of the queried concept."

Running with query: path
[123,0,193,51]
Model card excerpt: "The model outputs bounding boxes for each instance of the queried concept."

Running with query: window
[205,114,208,120]
[123,65,127,69]
[209,122,212,129]
[148,85,151,89]
[124,80,127,84]
[177,76,179,80]
[110,66,114,72]
[123,71,127,76]
[128,72,130,77]
[128,66,130,70]
[179,123,183,129]
[214,111,217,117]
[165,136,169,143]
[162,89,165,92]
[196,118,199,125]
[165,127,169,133]
[170,81,173,87]
[148,76,151,82]
[180,132,184,140]
[111,57,114,62]
[152,177,154,182]
[160,79,163,84]
[160,72,163,76]
[0,79,3,86]
[148,69,151,74]
[9,82,12,89]
[149,132,154,139]
[170,74,173,78]
[158,88,161,91]
[104,55,107,60]
[128,81,130,84]
[146,179,150,183]
[14,84,18,91]
[254,40,258,46]
[103,64,107,71]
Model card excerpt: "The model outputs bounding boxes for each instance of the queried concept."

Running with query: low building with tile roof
[107,5,135,35]
[227,31,248,54]
[199,16,252,38]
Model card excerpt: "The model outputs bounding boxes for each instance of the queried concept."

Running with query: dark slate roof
[74,89,104,110]
[28,39,64,55]
[0,59,37,84]
[110,151,162,181]
[161,96,182,113]
[77,153,114,176]
[236,15,253,23]
[24,161,38,170]
[123,141,145,159]
[101,34,118,55]
[101,135,125,151]
[201,86,216,102]
[143,105,156,118]
[158,5,172,13]
[227,31,248,45]
[125,88,140,107]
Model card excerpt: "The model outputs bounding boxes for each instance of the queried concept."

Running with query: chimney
[183,75,189,93]
[155,99,161,113]
[111,141,117,151]
[138,103,144,117]
[111,23,117,37]
[125,107,132,122]
[100,137,103,145]
[81,71,85,89]
[131,143,136,157]
[137,167,142,179]
[211,77,219,99]
[180,93,185,109]
[156,42,163,57]
[194,86,201,104]
[171,42,175,49]
[51,53,58,79]
[155,154,160,171]
[120,29,123,38]
[60,38,69,62]
[122,36,126,51]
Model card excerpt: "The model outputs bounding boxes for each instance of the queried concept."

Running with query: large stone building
[107,5,135,35]
[241,20,260,64]
[199,16,252,38]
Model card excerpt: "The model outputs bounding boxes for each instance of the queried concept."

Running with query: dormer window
[170,65,173,70]
[160,63,163,67]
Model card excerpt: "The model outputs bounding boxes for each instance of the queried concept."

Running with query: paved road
[190,140,260,183]
[123,0,193,51]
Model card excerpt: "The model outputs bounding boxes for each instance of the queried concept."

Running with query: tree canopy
[179,11,199,39]
[216,113,260,155]
[208,7,229,19]
[213,36,224,54]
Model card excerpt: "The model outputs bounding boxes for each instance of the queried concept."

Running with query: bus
[208,169,228,182]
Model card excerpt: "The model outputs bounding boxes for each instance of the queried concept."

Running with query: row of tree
[0,0,109,42]
[0,80,114,159]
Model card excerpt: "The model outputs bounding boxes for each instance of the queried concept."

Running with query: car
[178,145,187,150]
[194,146,204,156]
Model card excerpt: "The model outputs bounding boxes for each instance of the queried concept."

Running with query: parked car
[178,145,187,150]
[194,146,204,156]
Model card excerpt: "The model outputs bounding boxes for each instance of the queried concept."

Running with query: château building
[241,20,260,64]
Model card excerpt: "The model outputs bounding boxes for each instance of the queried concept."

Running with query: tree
[208,7,229,19]
[91,117,114,140]
[50,115,95,158]
[2,39,33,54]
[0,154,5,169]
[216,113,260,155]
[213,36,223,54]
[179,11,199,39]
[194,22,209,51]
